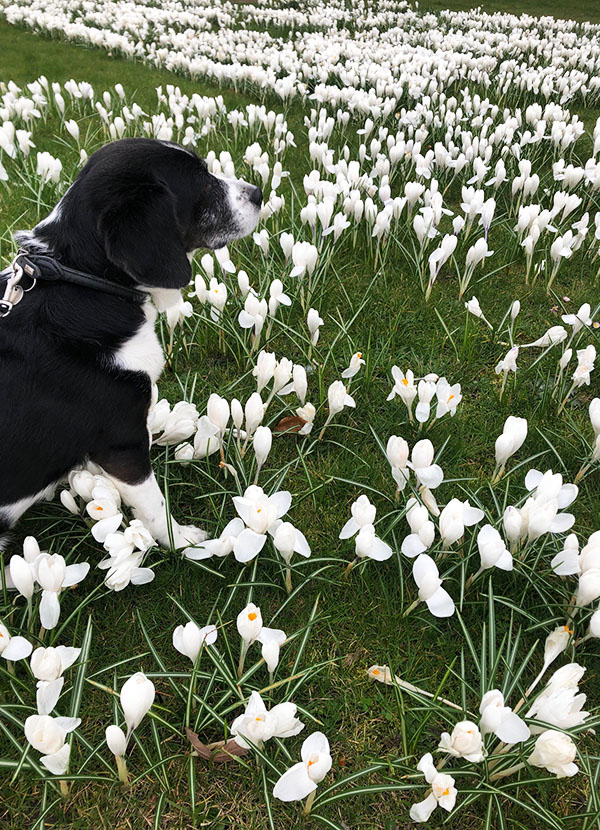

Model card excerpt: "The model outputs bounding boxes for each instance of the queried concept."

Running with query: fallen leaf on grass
[273,415,307,434]
[186,728,248,762]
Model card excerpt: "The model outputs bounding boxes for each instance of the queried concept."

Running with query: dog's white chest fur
[113,301,165,383]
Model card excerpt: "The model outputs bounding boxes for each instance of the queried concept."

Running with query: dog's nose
[249,186,263,207]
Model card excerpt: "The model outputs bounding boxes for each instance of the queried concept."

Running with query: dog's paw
[173,524,208,549]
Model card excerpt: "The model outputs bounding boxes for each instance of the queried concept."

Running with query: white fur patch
[113,300,165,383]
[0,484,57,528]
[108,471,205,548]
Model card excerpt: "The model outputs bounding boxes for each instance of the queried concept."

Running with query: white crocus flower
[207,277,228,319]
[25,714,80,775]
[279,364,308,405]
[415,380,436,423]
[183,518,245,561]
[434,378,462,419]
[273,732,332,802]
[36,554,90,629]
[296,402,316,435]
[31,645,80,715]
[86,493,123,542]
[439,499,484,549]
[528,731,578,778]
[523,326,567,349]
[341,352,365,379]
[273,521,311,566]
[120,672,155,739]
[253,351,277,393]
[173,622,217,662]
[253,426,272,479]
[268,279,291,316]
[409,753,457,822]
[320,380,355,437]
[479,690,530,743]
[9,555,34,600]
[494,416,528,475]
[412,554,454,617]
[339,495,377,539]
[387,367,417,420]
[401,498,435,558]
[232,691,304,750]
[307,308,324,346]
[572,345,596,387]
[257,626,287,675]
[408,439,444,489]
[386,435,410,491]
[562,303,592,334]
[438,721,485,762]
[476,525,513,572]
[232,486,291,561]
[354,524,393,561]
[290,241,318,278]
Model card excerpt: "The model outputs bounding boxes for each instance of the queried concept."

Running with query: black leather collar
[1,251,148,306]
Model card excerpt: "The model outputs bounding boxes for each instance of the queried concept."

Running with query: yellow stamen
[442,788,449,796]
[372,669,380,675]
[402,378,408,386]
[564,625,574,634]
[357,352,362,359]
[248,612,257,621]
[448,395,454,402]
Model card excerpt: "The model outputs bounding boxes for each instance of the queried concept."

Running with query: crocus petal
[294,530,311,558]
[273,761,316,802]
[524,469,543,491]
[410,793,438,822]
[425,587,455,617]
[37,678,64,716]
[557,484,578,509]
[339,517,359,539]
[233,529,267,562]
[549,513,575,533]
[401,534,427,558]
[1,635,33,661]
[413,553,438,587]
[369,536,394,561]
[270,491,292,519]
[39,592,61,630]
[40,744,71,775]
[91,513,123,542]
[130,568,155,585]
[415,464,444,489]
[462,504,485,525]
[62,563,90,587]
[54,717,81,734]
[496,711,530,744]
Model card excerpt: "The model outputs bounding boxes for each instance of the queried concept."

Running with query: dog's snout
[249,186,263,207]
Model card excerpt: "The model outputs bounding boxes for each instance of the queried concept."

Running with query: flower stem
[285,567,292,594]
[238,641,249,679]
[116,755,129,787]
[343,558,358,580]
[403,598,421,617]
[302,790,317,816]
[489,762,525,782]
[59,780,70,798]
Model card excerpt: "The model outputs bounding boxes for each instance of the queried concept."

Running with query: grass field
[1,3,600,829]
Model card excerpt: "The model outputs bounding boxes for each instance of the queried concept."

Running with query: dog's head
[22,138,262,290]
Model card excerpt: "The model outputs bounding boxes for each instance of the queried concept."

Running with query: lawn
[1,3,600,829]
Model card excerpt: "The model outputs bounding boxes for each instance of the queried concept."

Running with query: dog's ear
[98,177,192,288]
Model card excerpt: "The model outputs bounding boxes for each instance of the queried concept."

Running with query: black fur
[0,138,261,532]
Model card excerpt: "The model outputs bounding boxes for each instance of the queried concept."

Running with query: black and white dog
[0,137,262,549]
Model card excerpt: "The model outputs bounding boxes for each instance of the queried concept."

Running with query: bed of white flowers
[1,0,600,827]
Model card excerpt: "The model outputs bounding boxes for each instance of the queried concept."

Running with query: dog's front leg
[92,445,206,549]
